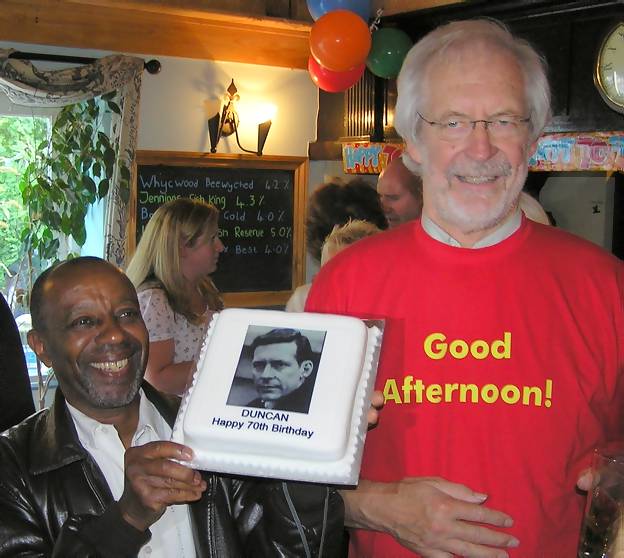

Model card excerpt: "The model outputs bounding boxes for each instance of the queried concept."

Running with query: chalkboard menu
[130,152,307,308]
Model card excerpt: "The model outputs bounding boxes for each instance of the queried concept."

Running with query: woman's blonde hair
[321,219,381,265]
[126,197,223,322]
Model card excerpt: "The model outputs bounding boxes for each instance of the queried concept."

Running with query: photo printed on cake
[226,326,326,414]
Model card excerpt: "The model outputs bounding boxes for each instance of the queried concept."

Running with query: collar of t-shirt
[421,209,522,248]
[66,390,197,558]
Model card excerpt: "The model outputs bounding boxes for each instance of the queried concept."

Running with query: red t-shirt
[306,218,624,557]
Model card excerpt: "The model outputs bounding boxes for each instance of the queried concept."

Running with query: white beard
[422,150,528,235]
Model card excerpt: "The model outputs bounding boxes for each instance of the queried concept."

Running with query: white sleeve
[138,288,175,342]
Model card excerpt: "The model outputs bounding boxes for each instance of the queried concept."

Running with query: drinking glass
[578,444,624,558]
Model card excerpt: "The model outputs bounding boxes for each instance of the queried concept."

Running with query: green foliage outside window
[20,93,129,266]
[0,115,48,291]
[1,93,129,304]
[1,93,129,409]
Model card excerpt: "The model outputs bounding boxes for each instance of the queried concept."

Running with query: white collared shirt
[421,209,522,248]
[67,390,196,558]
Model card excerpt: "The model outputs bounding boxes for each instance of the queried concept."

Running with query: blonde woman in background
[286,219,381,312]
[126,198,224,395]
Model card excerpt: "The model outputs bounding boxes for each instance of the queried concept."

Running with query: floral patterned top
[137,287,214,364]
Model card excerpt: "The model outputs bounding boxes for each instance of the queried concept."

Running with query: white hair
[395,18,551,155]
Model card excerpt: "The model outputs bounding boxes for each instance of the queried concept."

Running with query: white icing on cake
[171,308,383,484]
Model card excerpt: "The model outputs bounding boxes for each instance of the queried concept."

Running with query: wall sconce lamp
[208,79,273,156]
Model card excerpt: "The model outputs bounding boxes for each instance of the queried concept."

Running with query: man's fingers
[367,407,379,428]
[577,468,593,492]
[127,454,199,483]
[415,502,517,558]
[384,478,518,557]
[367,390,385,428]
[125,467,207,510]
[420,550,453,558]
[146,470,206,491]
[370,390,384,409]
[425,477,489,504]
[124,441,207,508]
[148,484,206,504]
[127,440,194,461]
[452,499,514,529]
[451,519,519,549]
[444,537,512,558]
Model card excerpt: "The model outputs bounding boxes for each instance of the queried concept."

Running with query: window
[0,113,56,407]
[1,94,116,409]
[0,114,49,294]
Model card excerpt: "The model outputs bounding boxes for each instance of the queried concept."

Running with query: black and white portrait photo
[226,326,326,414]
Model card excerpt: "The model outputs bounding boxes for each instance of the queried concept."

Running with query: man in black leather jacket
[0,257,344,557]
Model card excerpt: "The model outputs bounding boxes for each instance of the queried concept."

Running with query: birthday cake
[171,308,383,484]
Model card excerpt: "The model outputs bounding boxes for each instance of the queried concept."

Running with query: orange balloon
[310,9,372,72]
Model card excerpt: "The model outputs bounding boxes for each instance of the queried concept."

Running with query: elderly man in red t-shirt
[307,18,624,558]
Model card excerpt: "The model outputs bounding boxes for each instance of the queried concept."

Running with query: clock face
[596,23,624,113]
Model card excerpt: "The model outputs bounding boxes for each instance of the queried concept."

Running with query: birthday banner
[529,132,624,171]
[342,132,624,174]
[342,142,404,174]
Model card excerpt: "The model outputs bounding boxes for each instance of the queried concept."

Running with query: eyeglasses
[417,112,531,141]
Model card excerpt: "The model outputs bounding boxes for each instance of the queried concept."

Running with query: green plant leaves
[18,94,131,265]
[82,175,97,195]
[98,178,109,198]
[107,101,121,115]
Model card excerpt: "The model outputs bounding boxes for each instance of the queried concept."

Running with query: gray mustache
[447,158,512,178]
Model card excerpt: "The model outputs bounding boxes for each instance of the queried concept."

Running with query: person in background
[0,292,35,431]
[287,219,381,313]
[377,156,423,228]
[286,180,387,313]
[0,257,345,557]
[321,219,382,265]
[126,198,224,395]
[519,190,552,225]
[305,178,387,263]
[306,18,624,558]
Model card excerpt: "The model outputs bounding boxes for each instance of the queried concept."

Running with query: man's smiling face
[28,261,148,417]
[406,42,535,245]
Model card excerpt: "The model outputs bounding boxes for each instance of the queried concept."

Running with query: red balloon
[310,10,371,72]
[308,56,365,92]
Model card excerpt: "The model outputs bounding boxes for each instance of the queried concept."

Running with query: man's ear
[300,360,314,379]
[27,330,53,368]
[405,140,423,166]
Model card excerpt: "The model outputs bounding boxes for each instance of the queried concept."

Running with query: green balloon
[366,28,412,79]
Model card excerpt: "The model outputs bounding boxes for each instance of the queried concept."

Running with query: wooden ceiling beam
[0,0,312,69]
[372,0,465,17]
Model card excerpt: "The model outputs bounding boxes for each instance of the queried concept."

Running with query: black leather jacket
[0,383,344,557]
[0,293,35,431]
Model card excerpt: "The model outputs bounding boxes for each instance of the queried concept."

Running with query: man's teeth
[91,359,128,372]
[457,175,497,184]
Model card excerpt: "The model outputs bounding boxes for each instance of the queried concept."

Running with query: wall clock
[595,22,624,114]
